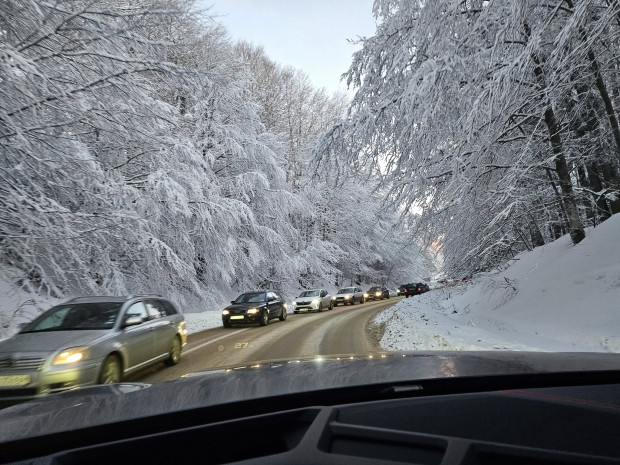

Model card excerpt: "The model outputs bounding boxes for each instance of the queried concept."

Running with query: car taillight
[417,287,420,291]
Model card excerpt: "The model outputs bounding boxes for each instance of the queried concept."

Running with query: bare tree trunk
[525,21,585,244]
[586,163,612,222]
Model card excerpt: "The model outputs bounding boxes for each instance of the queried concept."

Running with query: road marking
[183,328,250,355]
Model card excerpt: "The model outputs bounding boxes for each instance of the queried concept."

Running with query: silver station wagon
[0,295,187,400]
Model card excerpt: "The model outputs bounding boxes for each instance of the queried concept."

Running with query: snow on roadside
[375,214,620,353]
[184,311,223,334]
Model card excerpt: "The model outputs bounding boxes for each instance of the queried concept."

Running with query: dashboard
[2,377,620,464]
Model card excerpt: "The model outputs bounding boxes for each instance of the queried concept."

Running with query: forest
[2,0,619,313]
[0,0,427,313]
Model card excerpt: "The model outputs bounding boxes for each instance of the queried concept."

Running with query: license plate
[0,375,30,386]
[230,316,245,320]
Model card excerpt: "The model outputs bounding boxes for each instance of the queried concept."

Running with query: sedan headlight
[331,296,336,300]
[53,347,89,365]
[247,308,259,314]
[222,309,230,315]
[363,293,369,298]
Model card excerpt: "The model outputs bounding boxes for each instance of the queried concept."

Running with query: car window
[160,300,178,316]
[299,290,320,297]
[125,302,148,322]
[234,292,266,303]
[21,303,121,332]
[145,300,166,319]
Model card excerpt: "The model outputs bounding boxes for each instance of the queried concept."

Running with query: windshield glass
[298,290,320,297]
[1,0,619,448]
[233,292,266,303]
[21,303,121,332]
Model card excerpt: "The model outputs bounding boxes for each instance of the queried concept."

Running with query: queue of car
[0,281,431,401]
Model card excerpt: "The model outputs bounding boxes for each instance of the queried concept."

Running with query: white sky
[200,0,377,95]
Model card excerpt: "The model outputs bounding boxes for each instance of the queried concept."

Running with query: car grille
[297,300,312,305]
[0,357,45,370]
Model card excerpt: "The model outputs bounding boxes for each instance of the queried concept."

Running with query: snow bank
[375,215,620,352]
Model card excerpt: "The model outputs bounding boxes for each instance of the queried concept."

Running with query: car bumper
[222,314,261,324]
[0,362,102,400]
[294,304,320,312]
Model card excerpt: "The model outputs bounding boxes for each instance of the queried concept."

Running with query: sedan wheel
[99,355,122,384]
[318,302,323,313]
[165,336,182,366]
[260,310,269,326]
[329,302,333,310]
[279,306,287,321]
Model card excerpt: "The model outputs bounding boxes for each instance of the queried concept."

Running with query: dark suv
[403,283,430,297]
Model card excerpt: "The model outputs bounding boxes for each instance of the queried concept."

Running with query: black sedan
[222,291,287,327]
[364,286,390,300]
[403,282,430,297]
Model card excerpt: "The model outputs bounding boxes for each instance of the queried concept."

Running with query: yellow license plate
[0,375,30,386]
[230,316,245,320]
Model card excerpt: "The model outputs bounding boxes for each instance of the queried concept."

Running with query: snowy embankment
[375,214,620,353]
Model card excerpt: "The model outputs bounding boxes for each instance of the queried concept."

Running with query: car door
[144,299,174,358]
[320,289,330,307]
[119,301,155,371]
[266,292,278,318]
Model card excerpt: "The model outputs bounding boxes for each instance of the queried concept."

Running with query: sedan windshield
[20,303,121,332]
[234,292,266,303]
[299,290,320,297]
[337,288,354,294]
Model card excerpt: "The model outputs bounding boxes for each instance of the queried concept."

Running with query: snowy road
[131,298,399,383]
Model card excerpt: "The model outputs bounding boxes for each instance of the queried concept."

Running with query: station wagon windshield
[20,303,122,332]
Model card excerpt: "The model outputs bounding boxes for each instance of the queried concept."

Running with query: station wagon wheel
[318,302,323,312]
[99,355,122,384]
[329,301,333,310]
[260,309,269,326]
[279,305,287,321]
[165,336,182,366]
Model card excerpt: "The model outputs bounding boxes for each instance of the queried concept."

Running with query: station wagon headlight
[364,293,369,298]
[247,308,259,314]
[344,295,351,300]
[222,309,230,315]
[53,347,89,365]
[311,299,319,305]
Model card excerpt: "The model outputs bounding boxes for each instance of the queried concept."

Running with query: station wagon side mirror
[321,291,327,297]
[124,315,144,328]
[231,301,235,304]
[267,296,275,302]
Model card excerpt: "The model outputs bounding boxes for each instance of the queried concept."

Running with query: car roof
[63,295,165,304]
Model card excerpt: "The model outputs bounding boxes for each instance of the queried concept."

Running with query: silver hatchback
[0,295,187,400]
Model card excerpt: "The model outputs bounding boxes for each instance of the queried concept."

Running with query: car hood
[0,351,619,442]
[224,302,266,311]
[0,330,111,354]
